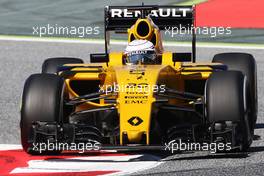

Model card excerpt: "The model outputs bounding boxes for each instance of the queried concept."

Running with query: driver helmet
[124,40,157,65]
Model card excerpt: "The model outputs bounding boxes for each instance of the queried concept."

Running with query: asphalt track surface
[0,39,264,175]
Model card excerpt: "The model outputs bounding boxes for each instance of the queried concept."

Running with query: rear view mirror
[172,53,192,62]
[90,53,109,63]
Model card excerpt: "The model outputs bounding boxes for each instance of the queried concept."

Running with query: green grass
[176,0,207,5]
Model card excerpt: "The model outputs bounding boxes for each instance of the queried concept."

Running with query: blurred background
[0,0,263,43]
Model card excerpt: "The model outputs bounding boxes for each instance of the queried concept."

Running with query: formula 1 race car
[20,5,257,154]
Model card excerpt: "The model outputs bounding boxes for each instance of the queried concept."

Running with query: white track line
[0,144,22,150]
[0,36,264,50]
[11,160,162,176]
[0,144,162,175]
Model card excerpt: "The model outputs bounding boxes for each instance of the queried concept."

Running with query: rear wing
[105,5,194,31]
[103,5,196,62]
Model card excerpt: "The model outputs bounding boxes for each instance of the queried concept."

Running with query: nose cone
[114,65,165,144]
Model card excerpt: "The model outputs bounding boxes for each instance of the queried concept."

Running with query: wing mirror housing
[90,53,109,63]
[172,53,192,62]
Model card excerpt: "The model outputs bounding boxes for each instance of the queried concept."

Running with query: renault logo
[128,116,143,126]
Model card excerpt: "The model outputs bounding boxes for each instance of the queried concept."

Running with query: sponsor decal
[129,69,145,75]
[125,100,147,104]
[126,83,149,89]
[128,116,144,126]
[124,96,148,99]
[110,8,192,18]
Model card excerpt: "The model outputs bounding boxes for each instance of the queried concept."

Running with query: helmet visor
[126,51,156,65]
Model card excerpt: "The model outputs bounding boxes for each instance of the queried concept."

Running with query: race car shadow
[43,151,164,162]
[163,145,264,161]
[162,151,249,161]
[46,154,161,163]
[249,146,264,153]
[255,123,264,129]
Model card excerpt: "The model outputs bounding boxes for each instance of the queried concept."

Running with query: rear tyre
[42,57,84,74]
[213,53,257,134]
[205,71,252,151]
[20,74,66,154]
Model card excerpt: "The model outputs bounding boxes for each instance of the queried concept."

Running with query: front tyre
[205,71,252,151]
[20,74,65,154]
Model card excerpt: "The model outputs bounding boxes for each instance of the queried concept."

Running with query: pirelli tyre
[42,57,84,74]
[205,71,252,151]
[20,74,66,155]
[212,53,257,134]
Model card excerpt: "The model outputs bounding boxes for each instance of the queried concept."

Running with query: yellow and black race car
[20,5,257,154]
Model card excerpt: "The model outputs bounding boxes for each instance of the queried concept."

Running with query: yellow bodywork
[60,18,223,145]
